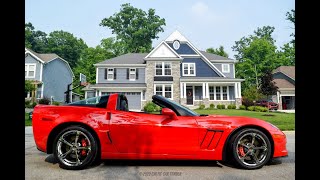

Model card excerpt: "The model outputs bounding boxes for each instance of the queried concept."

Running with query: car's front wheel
[229,128,272,169]
[53,125,98,170]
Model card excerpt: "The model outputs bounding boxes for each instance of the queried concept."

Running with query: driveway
[25,127,295,180]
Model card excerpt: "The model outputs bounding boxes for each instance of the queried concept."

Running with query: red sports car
[32,94,288,170]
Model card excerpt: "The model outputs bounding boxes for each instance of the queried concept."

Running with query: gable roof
[199,51,234,60]
[25,48,74,77]
[273,79,295,89]
[273,66,295,80]
[95,53,148,65]
[145,41,182,59]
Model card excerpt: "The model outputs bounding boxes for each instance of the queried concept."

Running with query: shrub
[239,105,246,110]
[242,97,254,107]
[247,106,255,111]
[52,101,60,106]
[209,103,215,109]
[31,102,37,108]
[227,104,236,109]
[254,106,268,112]
[143,101,160,112]
[25,100,31,107]
[199,104,205,110]
[39,97,50,105]
[217,104,226,109]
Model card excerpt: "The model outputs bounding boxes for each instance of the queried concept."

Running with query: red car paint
[32,94,287,161]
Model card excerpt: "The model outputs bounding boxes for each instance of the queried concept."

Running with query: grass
[25,112,32,126]
[194,109,294,131]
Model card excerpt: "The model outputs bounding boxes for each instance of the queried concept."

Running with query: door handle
[106,112,111,120]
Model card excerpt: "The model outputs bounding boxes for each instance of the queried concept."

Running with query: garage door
[101,92,141,110]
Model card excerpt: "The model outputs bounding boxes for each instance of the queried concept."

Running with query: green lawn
[194,109,295,131]
[25,112,32,126]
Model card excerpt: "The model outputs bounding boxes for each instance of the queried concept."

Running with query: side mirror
[161,108,178,120]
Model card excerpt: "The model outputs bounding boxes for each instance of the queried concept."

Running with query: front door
[186,86,193,105]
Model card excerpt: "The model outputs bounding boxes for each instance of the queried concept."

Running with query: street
[25,127,294,180]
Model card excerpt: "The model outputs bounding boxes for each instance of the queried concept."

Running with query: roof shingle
[96,53,148,65]
[273,66,295,80]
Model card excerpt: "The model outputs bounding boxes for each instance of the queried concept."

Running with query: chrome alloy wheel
[236,132,268,166]
[57,130,92,167]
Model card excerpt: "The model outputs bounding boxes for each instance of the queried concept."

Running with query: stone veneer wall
[145,60,181,104]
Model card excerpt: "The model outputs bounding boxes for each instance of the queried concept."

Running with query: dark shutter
[126,68,129,79]
[104,69,108,79]
[136,69,139,79]
[114,68,117,79]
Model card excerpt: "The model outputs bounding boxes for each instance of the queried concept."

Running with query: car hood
[196,114,275,131]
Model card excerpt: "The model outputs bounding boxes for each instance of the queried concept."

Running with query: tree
[235,37,279,90]
[286,9,295,43]
[46,31,88,68]
[25,80,36,93]
[25,22,48,52]
[206,46,229,57]
[100,3,166,53]
[259,70,278,112]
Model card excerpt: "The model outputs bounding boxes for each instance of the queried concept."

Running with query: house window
[209,86,229,101]
[107,68,114,80]
[25,63,36,78]
[222,64,230,73]
[129,68,136,80]
[182,63,196,76]
[154,84,173,99]
[222,86,228,100]
[209,86,215,100]
[216,86,221,100]
[155,62,171,76]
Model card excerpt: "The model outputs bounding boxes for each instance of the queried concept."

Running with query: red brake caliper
[238,146,246,157]
[81,139,87,156]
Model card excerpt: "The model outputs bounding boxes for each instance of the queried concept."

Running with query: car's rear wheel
[53,125,98,170]
[229,128,272,169]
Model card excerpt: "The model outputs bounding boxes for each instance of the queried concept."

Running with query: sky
[25,0,295,58]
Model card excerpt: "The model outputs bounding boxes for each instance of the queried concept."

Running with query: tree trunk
[254,65,259,89]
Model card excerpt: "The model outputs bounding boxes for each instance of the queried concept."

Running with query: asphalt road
[25,127,295,180]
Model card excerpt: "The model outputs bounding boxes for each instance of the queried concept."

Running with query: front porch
[180,81,242,108]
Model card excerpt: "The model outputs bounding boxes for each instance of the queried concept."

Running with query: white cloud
[191,2,209,17]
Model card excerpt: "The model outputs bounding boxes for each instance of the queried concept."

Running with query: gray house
[25,48,74,103]
[83,30,244,110]
[272,66,295,110]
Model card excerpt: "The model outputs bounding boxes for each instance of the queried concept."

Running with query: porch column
[202,83,205,99]
[238,82,242,98]
[183,83,186,98]
[180,82,183,98]
[235,83,239,98]
[206,83,209,98]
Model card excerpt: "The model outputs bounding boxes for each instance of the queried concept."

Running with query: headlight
[268,122,279,130]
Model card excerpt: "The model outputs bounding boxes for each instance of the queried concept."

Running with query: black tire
[228,128,272,169]
[53,125,98,170]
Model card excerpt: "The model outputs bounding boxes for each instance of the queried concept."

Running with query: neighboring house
[25,48,74,103]
[83,30,244,110]
[271,66,295,110]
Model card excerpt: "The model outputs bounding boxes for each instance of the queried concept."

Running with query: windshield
[152,95,199,116]
[68,95,109,108]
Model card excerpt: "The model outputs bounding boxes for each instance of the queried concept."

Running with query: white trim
[205,83,209,98]
[155,62,172,76]
[99,91,102,96]
[227,86,229,100]
[208,100,236,102]
[238,82,241,98]
[279,94,295,97]
[222,64,230,73]
[182,63,196,76]
[25,63,37,78]
[180,54,201,57]
[94,64,146,67]
[276,91,280,103]
[85,91,87,99]
[202,83,205,100]
[154,84,173,100]
[210,60,238,63]
[39,63,43,81]
[180,82,183,98]
[141,90,146,101]
[180,79,245,82]
[93,87,146,89]
[145,41,183,59]
[107,68,114,81]
[233,64,235,78]
[25,48,45,63]
[95,91,98,97]
[96,67,98,83]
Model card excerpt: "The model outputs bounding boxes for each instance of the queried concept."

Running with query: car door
[109,110,199,155]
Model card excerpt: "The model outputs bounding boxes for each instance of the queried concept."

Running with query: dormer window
[222,64,230,73]
[129,68,136,81]
[107,68,114,80]
[173,40,180,50]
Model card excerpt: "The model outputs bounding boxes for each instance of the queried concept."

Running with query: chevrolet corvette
[32,93,288,170]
